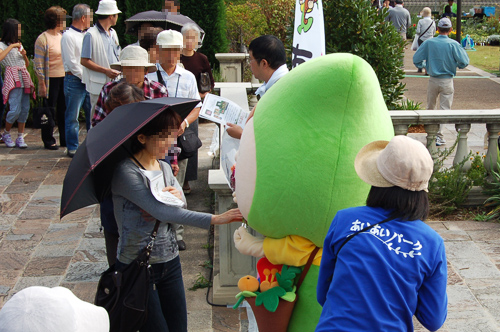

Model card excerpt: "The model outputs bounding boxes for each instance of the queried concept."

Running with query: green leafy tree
[257,0,295,43]
[323,0,406,109]
[226,2,267,52]
[181,0,228,68]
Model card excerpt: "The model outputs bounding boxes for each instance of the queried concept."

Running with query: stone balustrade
[389,110,500,174]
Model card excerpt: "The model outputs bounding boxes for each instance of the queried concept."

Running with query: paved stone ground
[0,47,500,331]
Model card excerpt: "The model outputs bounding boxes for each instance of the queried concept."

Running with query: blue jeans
[6,88,30,124]
[64,74,91,151]
[116,255,187,332]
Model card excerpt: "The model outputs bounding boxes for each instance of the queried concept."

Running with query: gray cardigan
[112,158,212,264]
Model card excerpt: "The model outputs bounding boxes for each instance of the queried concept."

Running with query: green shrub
[483,161,500,220]
[257,0,295,43]
[390,98,422,110]
[428,139,488,216]
[226,2,267,52]
[323,0,406,109]
[428,142,473,216]
[467,152,487,186]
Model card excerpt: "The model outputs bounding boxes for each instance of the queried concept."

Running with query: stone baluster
[248,75,259,108]
[215,53,247,82]
[393,124,409,136]
[424,124,440,171]
[208,169,258,304]
[453,123,472,171]
[484,123,500,176]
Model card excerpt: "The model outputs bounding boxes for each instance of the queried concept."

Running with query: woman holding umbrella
[111,107,242,331]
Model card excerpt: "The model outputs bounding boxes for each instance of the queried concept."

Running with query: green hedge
[0,0,226,68]
[181,0,228,67]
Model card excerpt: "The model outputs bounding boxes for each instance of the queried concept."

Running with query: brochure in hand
[140,169,185,208]
[199,93,250,129]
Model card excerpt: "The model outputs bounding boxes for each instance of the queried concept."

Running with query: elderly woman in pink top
[34,6,68,150]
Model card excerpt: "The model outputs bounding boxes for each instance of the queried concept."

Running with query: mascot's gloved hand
[233,226,264,257]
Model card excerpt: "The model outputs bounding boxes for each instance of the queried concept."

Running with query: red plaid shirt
[91,77,168,127]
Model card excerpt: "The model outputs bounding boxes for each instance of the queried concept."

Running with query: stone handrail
[389,109,500,173]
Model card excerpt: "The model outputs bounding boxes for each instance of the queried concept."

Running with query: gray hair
[181,23,200,39]
[72,4,90,21]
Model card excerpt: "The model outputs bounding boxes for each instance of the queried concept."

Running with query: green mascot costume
[233,53,394,331]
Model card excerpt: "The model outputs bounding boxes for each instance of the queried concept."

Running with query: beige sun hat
[0,286,109,332]
[156,30,183,48]
[354,135,433,192]
[110,45,156,73]
[95,0,122,15]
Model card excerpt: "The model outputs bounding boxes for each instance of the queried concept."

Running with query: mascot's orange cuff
[263,235,322,267]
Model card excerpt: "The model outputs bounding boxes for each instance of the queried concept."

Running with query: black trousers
[42,77,66,147]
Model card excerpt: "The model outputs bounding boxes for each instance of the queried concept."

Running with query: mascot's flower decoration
[232,53,394,331]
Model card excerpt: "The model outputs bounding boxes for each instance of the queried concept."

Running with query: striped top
[0,42,26,67]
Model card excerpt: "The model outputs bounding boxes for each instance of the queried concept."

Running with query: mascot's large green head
[235,53,394,247]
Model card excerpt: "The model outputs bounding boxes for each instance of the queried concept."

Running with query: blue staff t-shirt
[316,206,447,332]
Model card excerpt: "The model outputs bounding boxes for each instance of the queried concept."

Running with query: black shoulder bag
[198,72,211,93]
[417,22,433,46]
[94,158,161,332]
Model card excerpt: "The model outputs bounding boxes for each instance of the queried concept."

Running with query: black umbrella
[125,10,205,43]
[60,97,199,219]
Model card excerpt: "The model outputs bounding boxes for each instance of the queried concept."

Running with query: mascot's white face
[235,118,257,220]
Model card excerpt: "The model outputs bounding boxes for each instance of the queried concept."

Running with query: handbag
[198,72,211,93]
[246,246,320,332]
[417,22,433,46]
[94,219,161,332]
[178,130,202,160]
[32,98,55,129]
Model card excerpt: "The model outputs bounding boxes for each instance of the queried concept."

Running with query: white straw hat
[95,0,122,15]
[156,30,183,48]
[0,286,110,332]
[110,45,156,73]
[354,136,433,192]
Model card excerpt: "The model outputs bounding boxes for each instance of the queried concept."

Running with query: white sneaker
[2,132,14,148]
[436,136,446,146]
[16,136,27,149]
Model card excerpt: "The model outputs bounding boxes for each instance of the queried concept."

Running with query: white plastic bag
[411,35,419,51]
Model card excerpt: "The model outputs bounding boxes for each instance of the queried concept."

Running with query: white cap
[95,0,122,15]
[110,45,156,73]
[157,30,183,48]
[0,286,110,332]
[438,17,452,28]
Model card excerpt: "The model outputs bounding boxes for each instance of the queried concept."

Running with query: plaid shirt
[91,77,168,127]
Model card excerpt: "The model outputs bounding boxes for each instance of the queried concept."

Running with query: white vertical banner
[292,0,326,68]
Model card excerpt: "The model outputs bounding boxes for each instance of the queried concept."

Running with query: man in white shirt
[61,4,92,157]
[226,35,289,139]
[81,0,121,121]
[147,29,201,250]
